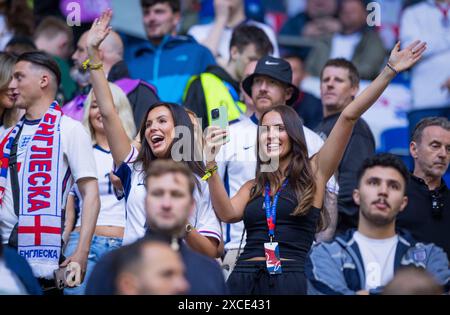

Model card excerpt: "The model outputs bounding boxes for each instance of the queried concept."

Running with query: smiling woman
[204,40,427,294]
[83,9,223,259]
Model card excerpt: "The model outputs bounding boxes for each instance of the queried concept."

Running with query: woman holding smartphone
[83,10,222,258]
[204,41,426,294]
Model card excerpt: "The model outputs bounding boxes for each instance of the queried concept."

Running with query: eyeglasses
[431,190,444,219]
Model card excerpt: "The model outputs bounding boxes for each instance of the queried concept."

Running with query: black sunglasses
[431,190,444,219]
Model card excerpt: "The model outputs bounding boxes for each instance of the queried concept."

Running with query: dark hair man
[125,0,216,103]
[0,51,100,293]
[114,239,189,295]
[306,154,450,295]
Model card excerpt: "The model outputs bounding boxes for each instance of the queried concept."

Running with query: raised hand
[214,0,232,23]
[388,40,427,73]
[204,126,228,165]
[87,9,113,52]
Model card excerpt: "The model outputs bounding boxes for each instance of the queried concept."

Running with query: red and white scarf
[0,102,64,279]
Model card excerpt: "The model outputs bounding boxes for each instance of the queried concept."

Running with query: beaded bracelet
[386,62,398,75]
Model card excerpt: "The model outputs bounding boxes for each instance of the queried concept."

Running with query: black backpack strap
[8,126,23,248]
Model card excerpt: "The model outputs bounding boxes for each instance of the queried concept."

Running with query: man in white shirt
[305,0,386,81]
[217,56,339,279]
[188,0,279,67]
[306,154,450,295]
[400,0,450,135]
[0,51,99,292]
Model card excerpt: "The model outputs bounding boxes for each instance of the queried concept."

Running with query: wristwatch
[185,223,194,234]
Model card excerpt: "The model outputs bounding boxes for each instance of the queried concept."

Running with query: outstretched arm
[86,10,132,166]
[204,126,252,223]
[312,41,427,198]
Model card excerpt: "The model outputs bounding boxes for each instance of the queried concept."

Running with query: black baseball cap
[242,55,300,105]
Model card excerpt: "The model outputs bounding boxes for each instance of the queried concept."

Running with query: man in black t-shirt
[397,117,450,259]
[315,58,375,234]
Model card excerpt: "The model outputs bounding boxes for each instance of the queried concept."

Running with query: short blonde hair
[83,82,137,143]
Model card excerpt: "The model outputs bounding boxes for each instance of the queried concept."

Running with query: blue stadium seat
[378,127,413,170]
[444,172,450,186]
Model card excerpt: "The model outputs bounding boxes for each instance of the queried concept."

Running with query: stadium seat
[378,127,413,170]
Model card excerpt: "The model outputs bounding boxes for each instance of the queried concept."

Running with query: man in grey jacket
[305,153,450,295]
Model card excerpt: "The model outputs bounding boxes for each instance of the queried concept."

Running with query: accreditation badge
[264,242,282,275]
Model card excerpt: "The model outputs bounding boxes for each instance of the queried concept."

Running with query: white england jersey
[73,145,126,228]
[115,146,222,245]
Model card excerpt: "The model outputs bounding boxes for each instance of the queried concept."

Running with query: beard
[147,217,186,237]
[360,203,397,227]
[70,67,91,87]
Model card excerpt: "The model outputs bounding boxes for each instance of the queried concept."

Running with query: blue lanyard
[264,180,288,242]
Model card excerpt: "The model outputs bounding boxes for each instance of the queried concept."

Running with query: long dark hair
[2,0,34,37]
[134,102,205,181]
[252,105,329,231]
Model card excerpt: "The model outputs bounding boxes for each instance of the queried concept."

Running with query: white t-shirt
[353,231,399,291]
[216,117,339,250]
[329,32,363,61]
[400,1,450,109]
[115,146,222,245]
[188,19,280,61]
[0,116,98,244]
[72,145,126,228]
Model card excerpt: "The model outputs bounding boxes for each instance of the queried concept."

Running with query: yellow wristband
[89,62,103,70]
[81,58,91,70]
[201,165,218,181]
[81,58,103,71]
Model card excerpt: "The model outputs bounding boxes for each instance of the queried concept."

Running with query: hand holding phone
[54,261,81,289]
[210,106,229,143]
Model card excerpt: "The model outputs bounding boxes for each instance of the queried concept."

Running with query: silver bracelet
[386,62,398,75]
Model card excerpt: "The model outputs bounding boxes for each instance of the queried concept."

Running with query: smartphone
[209,105,230,143]
[54,266,69,289]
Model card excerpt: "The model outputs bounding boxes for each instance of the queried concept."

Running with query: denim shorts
[63,232,122,295]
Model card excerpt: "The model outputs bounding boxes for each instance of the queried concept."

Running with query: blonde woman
[0,52,20,136]
[64,82,136,295]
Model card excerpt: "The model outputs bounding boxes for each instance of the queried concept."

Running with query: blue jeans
[63,232,122,295]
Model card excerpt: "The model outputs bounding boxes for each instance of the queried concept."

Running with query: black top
[397,174,450,260]
[239,183,320,265]
[315,114,375,227]
[85,233,228,295]
[292,91,323,130]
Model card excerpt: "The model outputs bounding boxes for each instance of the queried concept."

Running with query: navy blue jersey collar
[24,118,41,125]
[250,113,259,125]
